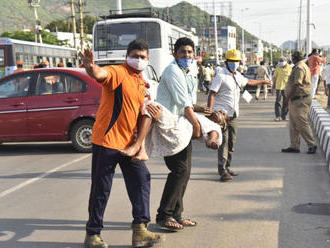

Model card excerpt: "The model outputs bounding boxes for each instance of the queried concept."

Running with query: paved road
[1,94,330,248]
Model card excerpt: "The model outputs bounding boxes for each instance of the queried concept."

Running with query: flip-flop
[156,217,184,232]
[176,217,197,227]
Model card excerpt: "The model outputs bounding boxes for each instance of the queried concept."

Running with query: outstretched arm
[247,79,272,86]
[79,48,108,82]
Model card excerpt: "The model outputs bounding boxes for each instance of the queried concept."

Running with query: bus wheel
[70,119,94,153]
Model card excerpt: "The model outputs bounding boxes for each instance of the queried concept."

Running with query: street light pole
[241,8,249,65]
[306,0,311,55]
[298,0,302,50]
[213,0,219,65]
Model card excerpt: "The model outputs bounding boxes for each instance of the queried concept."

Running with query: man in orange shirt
[14,60,24,73]
[308,48,327,98]
[80,39,161,248]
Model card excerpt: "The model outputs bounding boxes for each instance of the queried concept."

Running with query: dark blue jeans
[86,144,151,235]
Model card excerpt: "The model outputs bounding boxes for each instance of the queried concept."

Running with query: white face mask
[279,61,287,67]
[126,57,149,71]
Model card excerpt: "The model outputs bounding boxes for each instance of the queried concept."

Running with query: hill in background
[0,0,260,49]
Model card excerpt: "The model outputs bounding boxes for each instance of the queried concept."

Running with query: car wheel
[70,119,94,153]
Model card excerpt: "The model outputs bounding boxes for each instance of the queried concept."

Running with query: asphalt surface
[1,93,330,248]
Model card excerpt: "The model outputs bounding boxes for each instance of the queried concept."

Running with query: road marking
[0,231,15,241]
[0,154,91,199]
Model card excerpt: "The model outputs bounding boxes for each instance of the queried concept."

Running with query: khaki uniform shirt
[256,65,270,80]
[285,60,311,99]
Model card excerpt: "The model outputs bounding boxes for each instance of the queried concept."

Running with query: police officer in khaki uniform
[282,51,317,154]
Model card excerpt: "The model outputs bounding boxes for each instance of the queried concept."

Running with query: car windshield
[246,66,257,74]
[94,22,161,51]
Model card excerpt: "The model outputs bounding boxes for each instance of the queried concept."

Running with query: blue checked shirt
[156,60,197,116]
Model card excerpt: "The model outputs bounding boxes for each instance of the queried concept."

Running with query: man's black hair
[174,37,195,54]
[127,39,149,55]
[312,48,318,54]
[260,61,265,65]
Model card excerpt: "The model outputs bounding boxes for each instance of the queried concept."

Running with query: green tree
[45,15,99,35]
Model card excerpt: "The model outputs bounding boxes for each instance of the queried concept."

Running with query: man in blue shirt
[155,37,201,231]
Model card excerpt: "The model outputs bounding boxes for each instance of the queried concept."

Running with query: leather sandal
[175,217,197,227]
[156,217,183,232]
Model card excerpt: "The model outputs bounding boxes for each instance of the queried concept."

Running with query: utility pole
[298,0,302,50]
[270,44,273,66]
[28,0,42,43]
[306,0,312,55]
[213,0,219,65]
[116,0,122,14]
[71,0,78,49]
[78,0,84,50]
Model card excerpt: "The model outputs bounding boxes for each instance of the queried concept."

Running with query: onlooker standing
[322,62,330,109]
[308,48,327,98]
[80,39,161,248]
[207,49,271,182]
[203,63,213,94]
[255,61,271,100]
[14,60,24,73]
[197,62,204,92]
[282,51,317,154]
[273,57,292,121]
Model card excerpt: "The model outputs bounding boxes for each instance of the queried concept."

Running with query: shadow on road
[0,218,130,248]
[0,143,81,156]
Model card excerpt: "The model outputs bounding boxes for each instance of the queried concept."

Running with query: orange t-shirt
[91,63,146,150]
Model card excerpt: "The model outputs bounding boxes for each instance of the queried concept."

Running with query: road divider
[310,100,330,172]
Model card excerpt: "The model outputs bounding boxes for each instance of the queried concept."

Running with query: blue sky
[149,0,330,47]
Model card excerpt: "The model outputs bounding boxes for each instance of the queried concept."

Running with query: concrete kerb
[310,101,330,170]
[313,113,329,127]
[316,118,330,138]
[318,126,330,144]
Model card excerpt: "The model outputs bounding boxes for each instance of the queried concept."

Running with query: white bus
[0,38,78,78]
[93,12,198,79]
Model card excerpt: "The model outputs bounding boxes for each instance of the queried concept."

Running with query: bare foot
[119,143,141,157]
[206,138,220,150]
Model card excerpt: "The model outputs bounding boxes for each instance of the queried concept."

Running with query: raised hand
[79,48,94,69]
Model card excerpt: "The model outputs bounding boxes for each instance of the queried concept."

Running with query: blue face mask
[227,62,240,72]
[177,58,193,69]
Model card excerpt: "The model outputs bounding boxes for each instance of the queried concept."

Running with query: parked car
[0,68,102,152]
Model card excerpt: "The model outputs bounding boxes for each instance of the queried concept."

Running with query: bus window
[0,49,4,66]
[94,22,161,51]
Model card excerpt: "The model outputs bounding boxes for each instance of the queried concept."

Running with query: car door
[26,71,84,140]
[0,73,33,141]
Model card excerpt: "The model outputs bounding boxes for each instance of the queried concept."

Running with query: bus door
[0,46,6,78]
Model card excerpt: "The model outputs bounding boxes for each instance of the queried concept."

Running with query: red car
[0,68,101,152]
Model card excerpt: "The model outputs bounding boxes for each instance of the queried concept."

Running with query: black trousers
[86,144,151,235]
[156,141,192,221]
[275,89,288,119]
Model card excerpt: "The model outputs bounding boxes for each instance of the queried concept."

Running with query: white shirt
[322,64,330,85]
[210,67,248,117]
